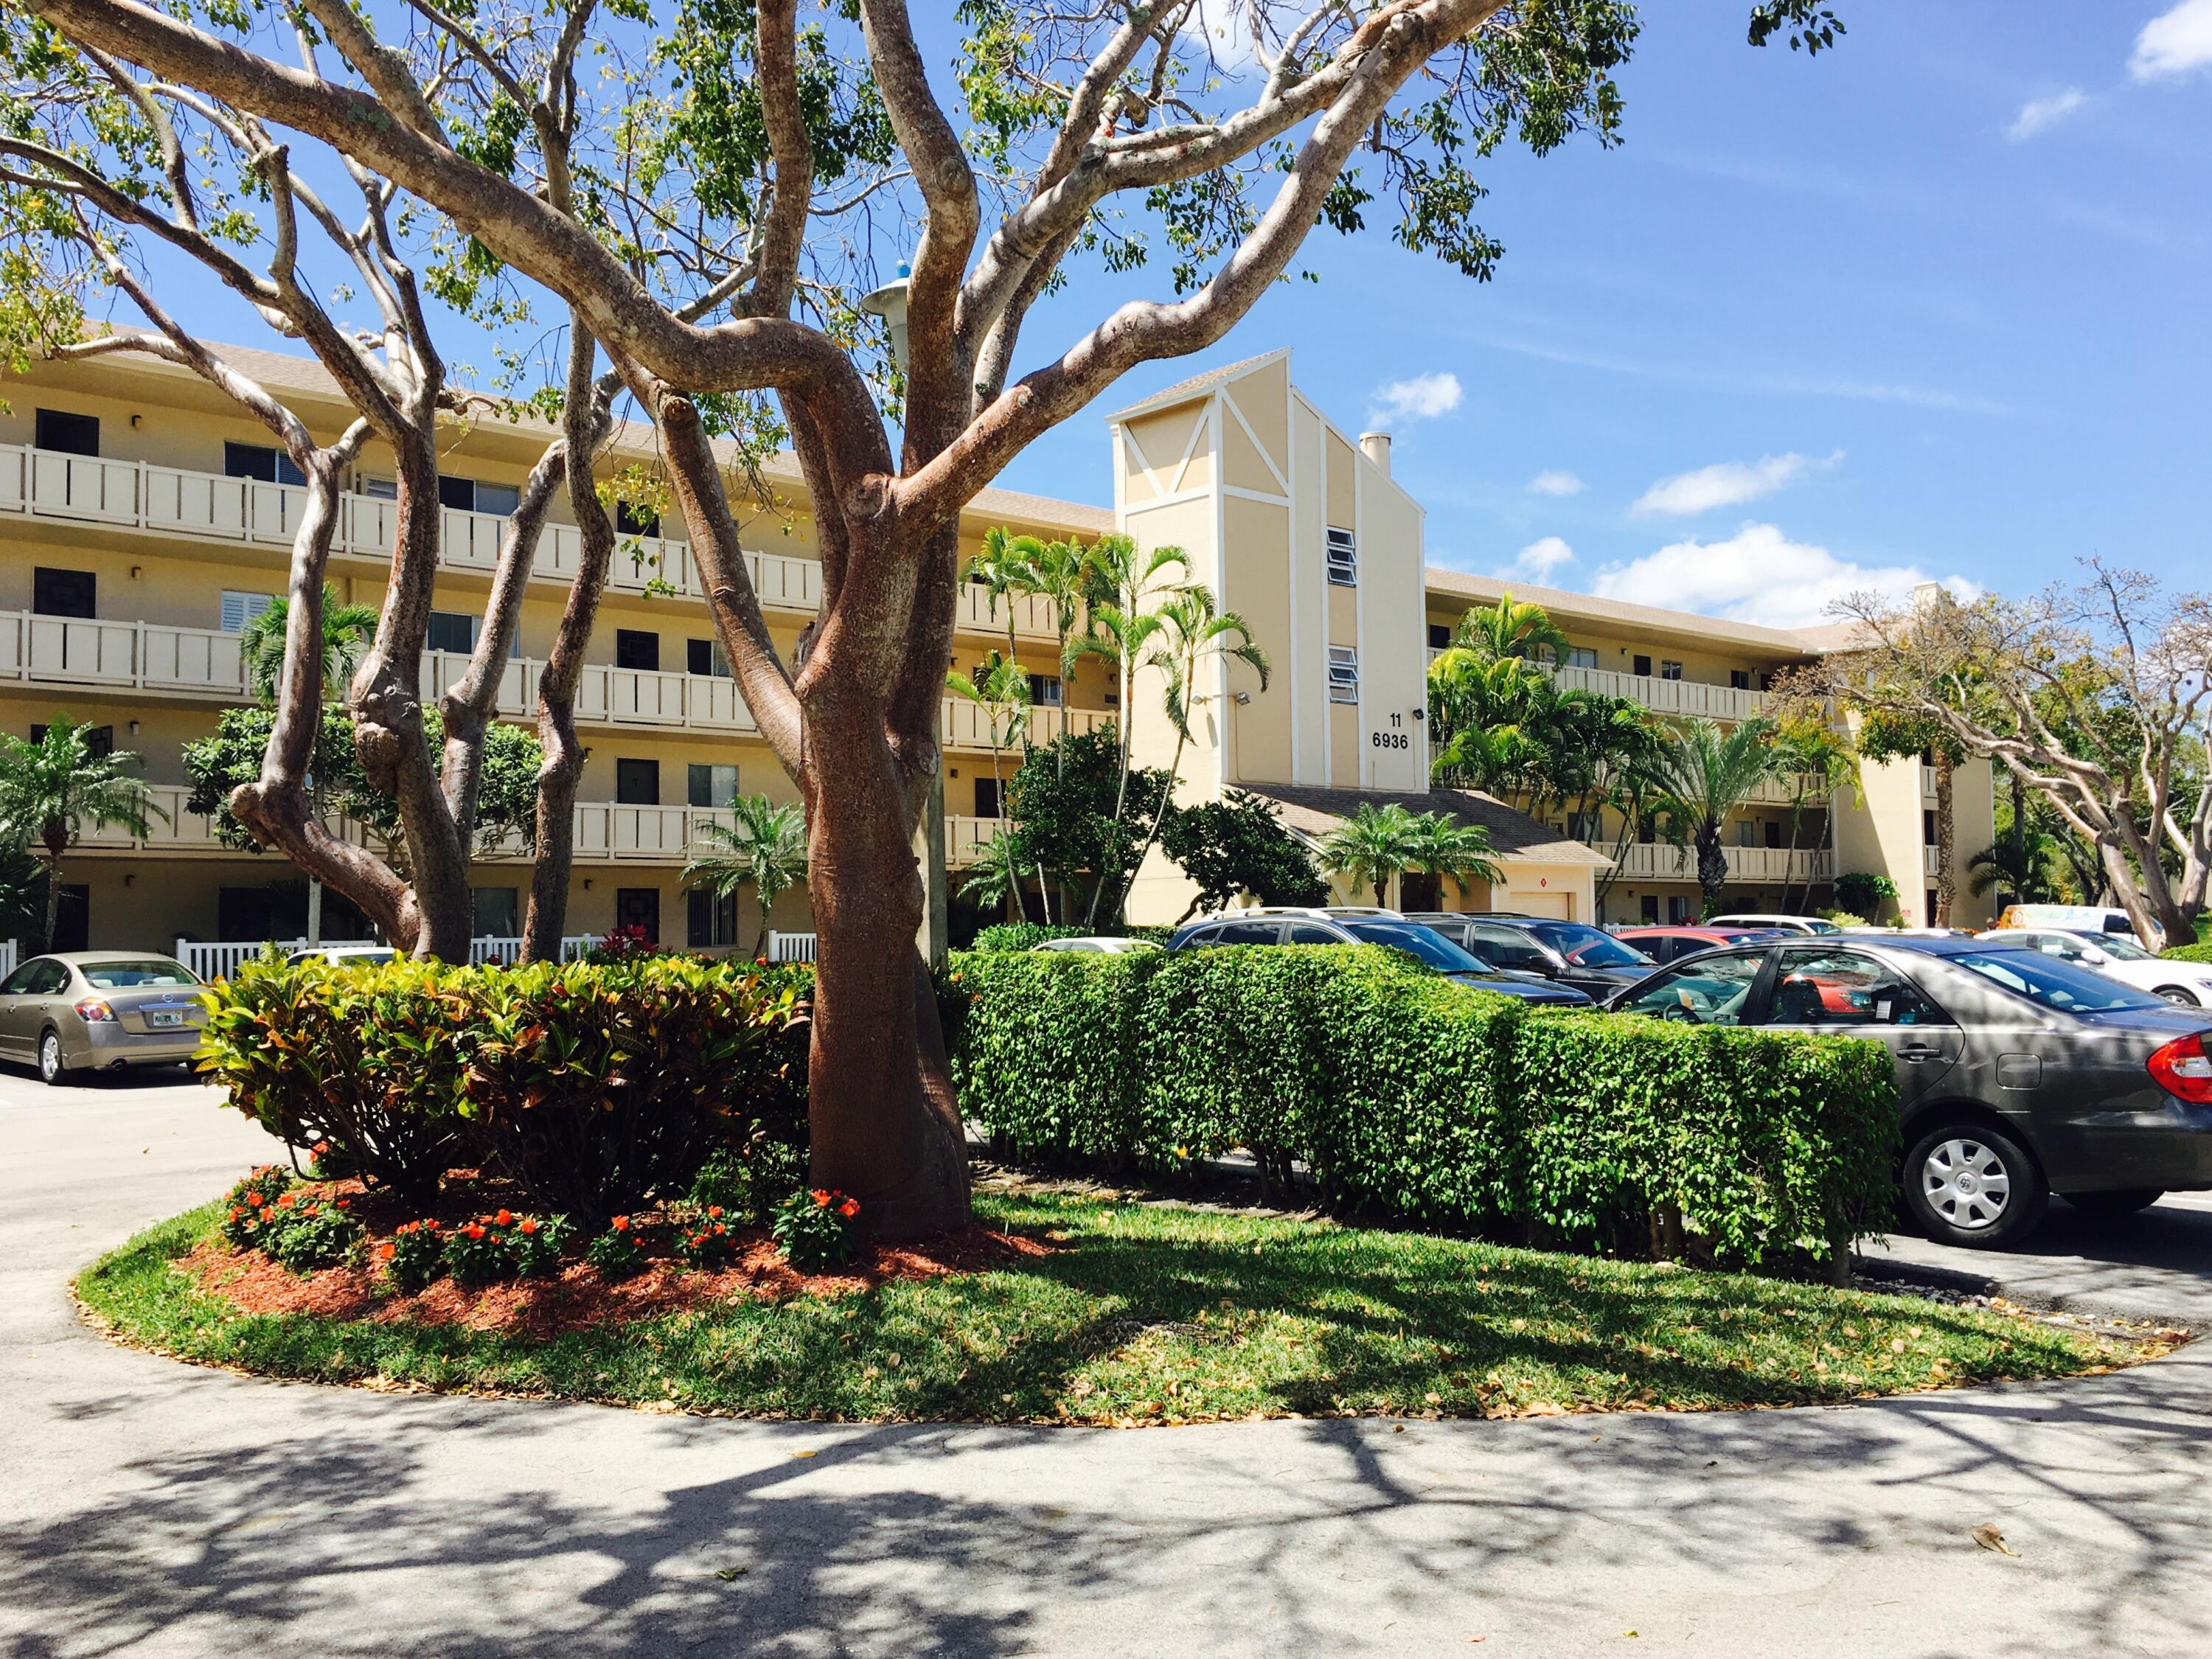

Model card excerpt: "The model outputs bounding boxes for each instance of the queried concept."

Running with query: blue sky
[108,3,2211,630]
[994,1,2212,628]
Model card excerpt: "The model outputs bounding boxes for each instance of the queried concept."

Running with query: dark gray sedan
[1603,935,2212,1248]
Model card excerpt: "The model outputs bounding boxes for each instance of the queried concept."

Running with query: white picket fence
[175,935,593,980]
[766,931,817,964]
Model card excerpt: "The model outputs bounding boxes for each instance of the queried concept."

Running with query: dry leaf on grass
[1972,1523,2017,1557]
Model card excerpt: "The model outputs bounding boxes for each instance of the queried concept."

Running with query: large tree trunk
[801,718,969,1239]
[1932,746,1957,928]
[1696,826,1728,919]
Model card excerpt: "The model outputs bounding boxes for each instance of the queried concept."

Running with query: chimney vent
[1358,431,1392,476]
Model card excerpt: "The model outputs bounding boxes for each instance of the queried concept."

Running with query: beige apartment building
[0,343,1988,964]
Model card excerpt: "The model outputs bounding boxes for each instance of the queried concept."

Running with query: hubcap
[40,1035,58,1079]
[1921,1138,2011,1232]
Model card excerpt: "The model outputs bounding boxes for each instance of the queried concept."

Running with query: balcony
[0,442,1060,639]
[1549,663,1769,722]
[1613,843,1833,885]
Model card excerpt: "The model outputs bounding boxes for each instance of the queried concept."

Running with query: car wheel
[2064,1188,2164,1216]
[38,1029,74,1088]
[1902,1123,2048,1250]
[2152,985,2200,1006]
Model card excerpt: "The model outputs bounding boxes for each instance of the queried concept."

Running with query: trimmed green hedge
[2161,943,2212,964]
[970,922,1172,952]
[198,955,812,1220]
[942,946,1897,1267]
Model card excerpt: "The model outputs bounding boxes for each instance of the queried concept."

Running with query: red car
[1613,925,1785,965]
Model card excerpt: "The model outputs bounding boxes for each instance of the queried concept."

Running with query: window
[1764,821,1784,849]
[974,776,1002,818]
[33,408,98,456]
[1208,919,1286,946]
[1640,894,1660,925]
[1729,669,1752,691]
[4,956,73,995]
[615,759,660,805]
[688,763,738,808]
[1660,660,1684,681]
[614,887,661,944]
[1326,526,1357,585]
[223,442,305,486]
[471,886,519,937]
[1667,894,1689,924]
[1632,653,1652,678]
[1027,673,1063,707]
[425,611,479,654]
[616,629,661,672]
[688,888,738,947]
[1764,948,1950,1029]
[687,637,731,678]
[1564,646,1599,670]
[1328,646,1360,704]
[616,501,661,537]
[220,591,277,633]
[438,475,520,516]
[31,724,112,759]
[1615,951,1764,1026]
[1924,810,1937,846]
[32,567,96,619]
[361,475,398,500]
[1427,622,1452,650]
[1458,925,1551,975]
[1737,820,1756,847]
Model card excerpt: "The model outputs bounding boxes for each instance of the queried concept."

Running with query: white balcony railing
[767,930,816,964]
[1613,843,1833,885]
[0,440,1057,637]
[1922,844,1941,877]
[946,814,1000,866]
[1549,663,1769,722]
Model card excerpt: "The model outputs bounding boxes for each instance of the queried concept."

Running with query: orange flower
[336,1198,350,1209]
[378,1243,395,1260]
[611,1216,630,1231]
[312,1141,330,1155]
[707,1206,723,1219]
[465,1224,485,1240]
[812,1189,833,1208]
[230,1207,245,1221]
[276,1192,295,1208]
[518,1218,539,1234]
[712,1223,726,1237]
[838,1198,860,1220]
[247,1192,265,1208]
[495,1208,513,1226]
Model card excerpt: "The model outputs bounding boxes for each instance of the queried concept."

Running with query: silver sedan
[0,952,208,1085]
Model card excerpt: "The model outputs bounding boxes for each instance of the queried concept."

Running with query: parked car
[288,944,400,967]
[1704,913,1843,936]
[1601,934,2212,1247]
[1402,913,1656,999]
[1978,928,2212,1008]
[0,951,209,1085]
[1164,908,1593,1006]
[1029,936,1160,955]
[1612,925,1786,964]
[1996,902,2160,948]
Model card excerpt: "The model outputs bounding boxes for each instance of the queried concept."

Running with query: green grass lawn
[77,1184,2136,1425]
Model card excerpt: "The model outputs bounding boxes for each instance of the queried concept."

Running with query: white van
[1995,904,2161,948]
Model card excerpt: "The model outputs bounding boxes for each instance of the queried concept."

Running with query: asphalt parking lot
[2,1063,2209,1658]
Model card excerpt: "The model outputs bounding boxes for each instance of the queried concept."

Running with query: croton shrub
[198,955,812,1225]
[942,945,1897,1269]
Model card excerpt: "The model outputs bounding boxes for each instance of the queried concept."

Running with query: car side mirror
[2081,947,2110,965]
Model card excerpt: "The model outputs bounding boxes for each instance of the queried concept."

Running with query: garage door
[1508,889,1573,919]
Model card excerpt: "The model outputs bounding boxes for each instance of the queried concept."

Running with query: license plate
[147,1010,185,1029]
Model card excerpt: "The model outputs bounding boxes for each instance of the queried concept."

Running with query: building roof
[1422,566,1828,658]
[1105,349,1290,423]
[1238,782,1613,868]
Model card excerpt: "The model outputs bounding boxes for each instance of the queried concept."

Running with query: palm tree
[1646,717,1790,919]
[681,794,807,959]
[964,526,1046,675]
[1109,586,1268,925]
[1772,721,1856,914]
[945,650,1034,921]
[0,719,167,950]
[1077,535,1191,927]
[237,588,379,705]
[1318,804,1498,908]
[1452,591,1571,663]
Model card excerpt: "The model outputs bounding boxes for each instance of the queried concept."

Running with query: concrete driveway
[3,1067,2210,1658]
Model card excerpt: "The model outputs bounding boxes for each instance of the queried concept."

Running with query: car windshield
[1343,921,1491,973]
[1952,950,2163,1014]
[2076,932,2155,962]
[1529,922,1652,968]
[80,960,200,989]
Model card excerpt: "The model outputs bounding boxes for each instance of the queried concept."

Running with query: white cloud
[2132,0,2212,80]
[1495,536,1577,583]
[1630,450,1841,517]
[1367,371,1463,425]
[2008,87,2087,140]
[1591,523,1976,630]
[1527,469,1585,497]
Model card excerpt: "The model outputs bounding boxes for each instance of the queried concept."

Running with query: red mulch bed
[189,1173,1051,1337]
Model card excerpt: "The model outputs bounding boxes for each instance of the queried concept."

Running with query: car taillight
[74,998,115,1023]
[2146,1032,2212,1104]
